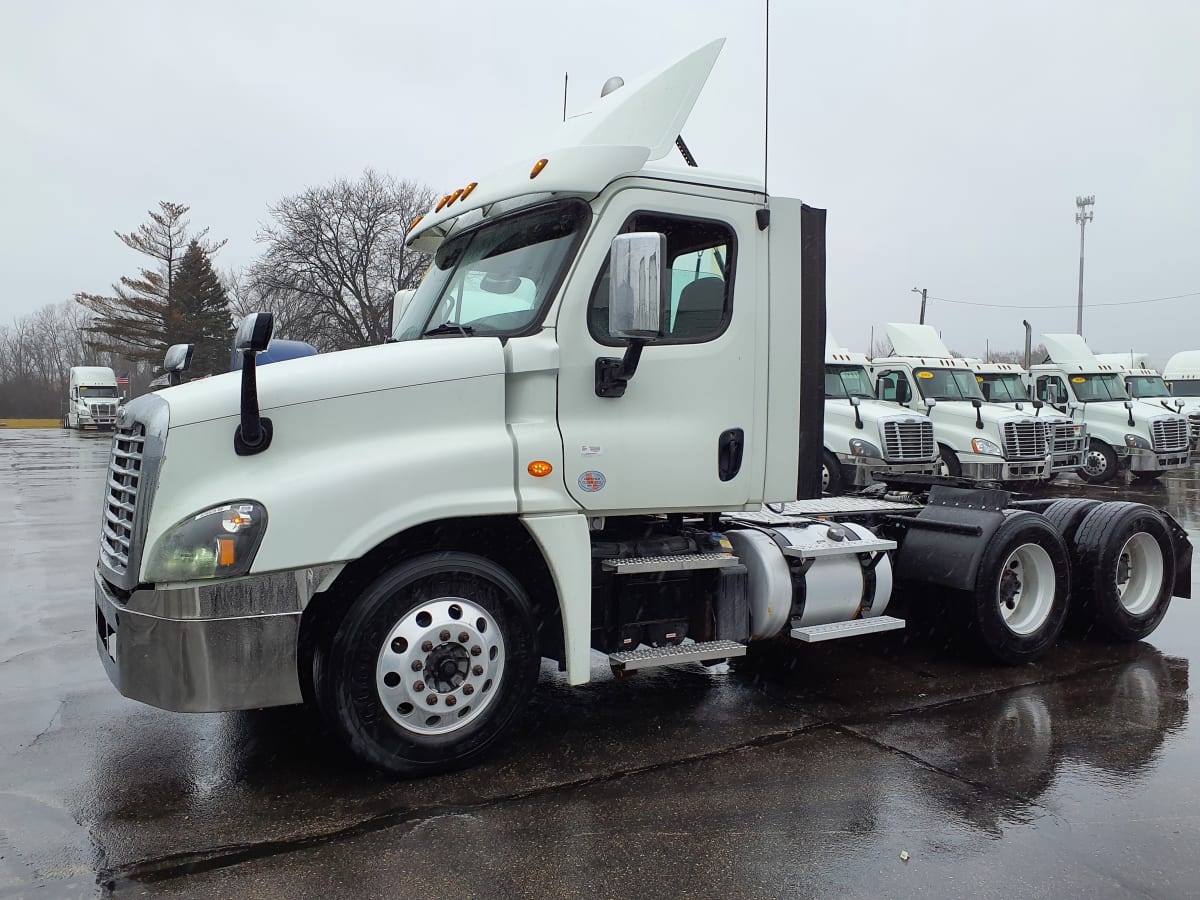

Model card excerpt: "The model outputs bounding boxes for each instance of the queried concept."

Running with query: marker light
[460,181,478,200]
[527,460,553,477]
[436,194,452,212]
[408,215,424,232]
[446,188,464,205]
[529,158,549,179]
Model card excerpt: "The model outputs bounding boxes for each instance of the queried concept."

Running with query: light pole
[1075,195,1095,335]
[911,287,927,324]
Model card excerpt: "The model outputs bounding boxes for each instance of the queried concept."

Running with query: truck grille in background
[1188,413,1200,448]
[100,423,145,575]
[1151,417,1189,453]
[1002,420,1048,460]
[93,403,117,417]
[1050,422,1082,454]
[882,419,935,461]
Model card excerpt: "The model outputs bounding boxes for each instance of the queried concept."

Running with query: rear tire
[313,552,540,777]
[1041,499,1102,548]
[1078,440,1119,484]
[950,511,1070,664]
[1071,503,1174,641]
[821,449,845,496]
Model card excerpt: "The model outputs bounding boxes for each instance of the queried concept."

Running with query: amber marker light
[529,158,549,179]
[408,215,424,232]
[217,537,236,567]
[435,194,452,211]
[460,181,478,200]
[527,460,553,477]
[447,188,464,205]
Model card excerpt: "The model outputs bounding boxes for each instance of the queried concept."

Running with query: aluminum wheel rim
[996,543,1056,636]
[1083,448,1108,477]
[821,462,831,492]
[1115,532,1163,616]
[376,597,505,735]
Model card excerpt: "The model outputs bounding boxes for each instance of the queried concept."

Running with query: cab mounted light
[460,181,478,200]
[530,158,549,179]
[408,214,424,232]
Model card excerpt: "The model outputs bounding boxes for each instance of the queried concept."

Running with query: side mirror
[923,397,937,411]
[1046,383,1060,404]
[849,395,861,407]
[971,398,983,409]
[1032,399,1043,410]
[608,232,668,341]
[163,343,194,386]
[235,312,274,353]
[1068,400,1079,412]
[1175,398,1185,410]
[596,233,668,398]
[895,380,911,405]
[234,312,276,456]
[1123,399,1134,410]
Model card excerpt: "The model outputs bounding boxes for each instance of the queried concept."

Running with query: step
[609,639,748,671]
[781,535,897,560]
[790,615,906,643]
[600,552,739,574]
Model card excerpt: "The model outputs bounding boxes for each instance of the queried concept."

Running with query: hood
[162,338,507,428]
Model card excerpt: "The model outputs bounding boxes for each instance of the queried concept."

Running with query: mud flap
[1160,510,1193,599]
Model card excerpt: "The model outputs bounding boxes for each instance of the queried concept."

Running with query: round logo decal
[578,470,606,492]
[1071,376,1086,383]
[917,371,934,379]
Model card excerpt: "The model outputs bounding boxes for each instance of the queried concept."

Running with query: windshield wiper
[422,322,475,337]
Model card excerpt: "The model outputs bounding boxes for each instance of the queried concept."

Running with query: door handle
[718,428,744,482]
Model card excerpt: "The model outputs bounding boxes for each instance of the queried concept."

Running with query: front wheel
[821,449,845,495]
[313,552,540,777]
[1078,440,1119,484]
[937,444,963,477]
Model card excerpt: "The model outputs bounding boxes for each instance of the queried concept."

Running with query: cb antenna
[764,0,769,195]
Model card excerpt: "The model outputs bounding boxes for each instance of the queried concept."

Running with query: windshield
[1126,375,1170,398]
[80,386,118,398]
[1170,380,1200,398]
[977,373,1028,403]
[913,368,985,401]
[393,199,590,342]
[824,364,874,399]
[1071,372,1128,402]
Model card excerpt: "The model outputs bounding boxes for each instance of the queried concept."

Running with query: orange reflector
[408,214,424,232]
[527,460,553,477]
[529,158,549,179]
[460,181,478,200]
[447,188,464,205]
[435,194,452,212]
[217,538,236,567]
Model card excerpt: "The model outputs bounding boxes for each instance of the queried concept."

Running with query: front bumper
[93,567,326,712]
[959,453,1051,482]
[837,454,938,487]
[1128,447,1192,472]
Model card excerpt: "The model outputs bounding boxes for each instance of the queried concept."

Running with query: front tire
[314,552,540,777]
[937,444,963,478]
[821,449,845,495]
[1071,503,1175,641]
[1078,440,1119,484]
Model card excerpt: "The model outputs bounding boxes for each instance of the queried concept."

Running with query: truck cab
[868,324,1052,482]
[67,366,121,430]
[823,336,937,493]
[1163,350,1200,449]
[1028,334,1191,483]
[967,360,1086,474]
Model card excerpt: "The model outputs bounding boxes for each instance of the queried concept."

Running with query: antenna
[763,0,770,195]
[562,72,568,121]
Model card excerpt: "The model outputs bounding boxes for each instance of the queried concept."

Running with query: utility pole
[1075,195,1095,335]
[911,287,927,324]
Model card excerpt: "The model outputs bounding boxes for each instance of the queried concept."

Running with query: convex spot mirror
[235,312,275,353]
[479,272,522,295]
[608,232,668,341]
[163,343,194,373]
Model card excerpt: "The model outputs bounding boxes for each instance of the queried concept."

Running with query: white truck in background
[822,335,938,494]
[966,360,1086,476]
[868,324,1052,483]
[66,366,121,430]
[91,41,1192,777]
[1028,334,1191,484]
[1163,350,1200,449]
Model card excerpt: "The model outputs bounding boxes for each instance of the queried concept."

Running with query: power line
[927,290,1200,311]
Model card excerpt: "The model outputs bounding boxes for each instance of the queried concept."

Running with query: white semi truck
[868,324,1053,483]
[1163,350,1200,449]
[1028,335,1191,484]
[822,336,938,494]
[66,366,121,430]
[92,41,1192,776]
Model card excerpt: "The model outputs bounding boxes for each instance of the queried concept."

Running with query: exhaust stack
[1023,320,1032,369]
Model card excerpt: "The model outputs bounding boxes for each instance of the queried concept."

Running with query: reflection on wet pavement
[1,430,1199,897]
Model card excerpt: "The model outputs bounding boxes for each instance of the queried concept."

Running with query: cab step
[609,639,747,672]
[781,535,896,560]
[601,552,739,574]
[790,615,905,642]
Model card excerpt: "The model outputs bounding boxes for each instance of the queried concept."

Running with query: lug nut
[414,681,425,692]
[463,684,475,696]
[458,631,469,643]
[440,629,451,641]
[446,695,457,707]
[411,660,423,671]
[472,665,483,676]
[427,695,438,705]
[470,646,482,657]
[421,640,433,652]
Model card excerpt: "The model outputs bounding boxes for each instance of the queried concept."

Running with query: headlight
[972,437,1002,455]
[849,438,883,458]
[1124,433,1152,449]
[144,501,267,582]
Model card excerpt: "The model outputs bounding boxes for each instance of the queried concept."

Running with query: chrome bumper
[838,455,938,487]
[959,455,1051,482]
[93,568,315,712]
[1128,447,1191,472]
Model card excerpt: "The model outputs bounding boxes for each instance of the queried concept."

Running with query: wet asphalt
[1,429,1199,899]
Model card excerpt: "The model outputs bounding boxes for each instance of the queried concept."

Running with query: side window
[876,370,907,403]
[589,212,736,345]
[1036,375,1066,403]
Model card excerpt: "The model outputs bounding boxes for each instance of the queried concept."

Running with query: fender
[890,484,1011,592]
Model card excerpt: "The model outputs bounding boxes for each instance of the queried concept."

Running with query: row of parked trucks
[93,40,1196,777]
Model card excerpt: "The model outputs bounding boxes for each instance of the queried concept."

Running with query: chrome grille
[1188,413,1200,448]
[100,423,145,574]
[882,419,935,461]
[1051,421,1083,454]
[1151,417,1189,452]
[93,403,117,417]
[1002,420,1048,460]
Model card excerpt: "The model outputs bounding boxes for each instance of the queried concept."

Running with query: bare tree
[250,170,435,349]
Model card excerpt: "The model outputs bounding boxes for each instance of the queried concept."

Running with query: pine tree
[174,240,234,377]
[75,202,226,367]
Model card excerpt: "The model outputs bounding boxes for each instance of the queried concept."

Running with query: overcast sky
[2,1,1197,363]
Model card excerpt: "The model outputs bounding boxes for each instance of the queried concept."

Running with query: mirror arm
[852,400,863,429]
[595,341,647,399]
[1127,408,1136,427]
[234,350,274,455]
